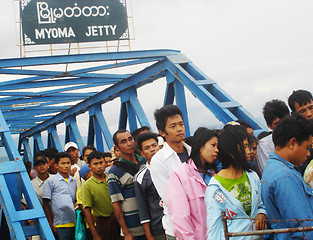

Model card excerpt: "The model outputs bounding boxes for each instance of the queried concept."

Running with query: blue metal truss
[0,49,267,157]
[0,109,54,239]
[0,49,268,238]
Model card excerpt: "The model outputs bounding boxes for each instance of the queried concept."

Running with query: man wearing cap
[64,142,86,174]
[32,155,50,205]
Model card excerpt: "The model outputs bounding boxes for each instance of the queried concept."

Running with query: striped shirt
[108,154,146,237]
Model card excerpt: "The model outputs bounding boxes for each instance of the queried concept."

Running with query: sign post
[20,0,129,45]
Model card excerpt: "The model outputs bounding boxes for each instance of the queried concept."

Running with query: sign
[20,0,129,45]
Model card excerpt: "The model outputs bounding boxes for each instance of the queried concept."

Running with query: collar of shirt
[120,153,143,165]
[90,174,107,184]
[186,159,207,186]
[33,173,50,187]
[56,172,74,182]
[162,142,191,160]
[270,152,300,172]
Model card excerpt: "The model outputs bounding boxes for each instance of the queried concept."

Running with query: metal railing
[221,211,313,240]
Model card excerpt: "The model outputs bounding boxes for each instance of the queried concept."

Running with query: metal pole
[221,211,230,240]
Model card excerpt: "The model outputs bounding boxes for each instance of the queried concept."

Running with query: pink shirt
[167,159,207,240]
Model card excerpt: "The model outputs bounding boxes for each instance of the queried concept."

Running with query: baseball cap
[64,142,79,151]
[33,155,48,166]
[79,164,91,180]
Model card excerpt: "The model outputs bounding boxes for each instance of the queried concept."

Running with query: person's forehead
[166,114,183,125]
[59,157,70,162]
[90,157,104,163]
[142,138,158,148]
[117,131,132,141]
[67,147,78,151]
[296,99,313,108]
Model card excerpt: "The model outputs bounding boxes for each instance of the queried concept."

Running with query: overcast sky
[0,0,312,138]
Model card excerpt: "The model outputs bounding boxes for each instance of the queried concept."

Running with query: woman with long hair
[167,127,221,240]
[205,125,266,240]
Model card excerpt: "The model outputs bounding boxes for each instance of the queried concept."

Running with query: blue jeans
[56,227,75,240]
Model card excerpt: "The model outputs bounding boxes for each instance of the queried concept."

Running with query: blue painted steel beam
[65,116,84,152]
[126,101,138,133]
[0,77,125,91]
[164,58,266,130]
[173,79,190,137]
[94,104,113,150]
[47,126,63,152]
[0,49,180,68]
[127,88,151,128]
[163,81,175,106]
[1,106,68,112]
[20,59,168,139]
[87,115,95,146]
[119,102,127,130]
[22,138,33,163]
[0,68,130,79]
[0,96,85,106]
[0,93,94,104]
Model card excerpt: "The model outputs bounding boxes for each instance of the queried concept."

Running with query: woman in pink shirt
[167,127,220,240]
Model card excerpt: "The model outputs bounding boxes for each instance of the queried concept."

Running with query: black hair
[154,105,183,132]
[44,148,58,160]
[235,120,252,129]
[272,113,313,148]
[248,134,258,146]
[263,99,289,126]
[81,145,96,159]
[87,151,104,164]
[102,152,112,158]
[189,127,219,177]
[184,136,193,146]
[218,125,251,171]
[257,131,271,140]
[34,150,46,158]
[113,129,129,146]
[54,152,71,164]
[131,126,151,142]
[136,132,158,151]
[288,90,312,112]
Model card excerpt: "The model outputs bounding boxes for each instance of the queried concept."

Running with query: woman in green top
[205,125,267,240]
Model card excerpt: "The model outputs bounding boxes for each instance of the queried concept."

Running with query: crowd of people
[19,89,313,240]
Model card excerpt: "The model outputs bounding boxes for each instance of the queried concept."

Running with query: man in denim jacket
[261,113,313,240]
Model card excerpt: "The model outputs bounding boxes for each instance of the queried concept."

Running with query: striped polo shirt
[108,154,146,237]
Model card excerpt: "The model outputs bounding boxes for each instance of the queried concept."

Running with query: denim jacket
[205,170,266,240]
[261,152,313,240]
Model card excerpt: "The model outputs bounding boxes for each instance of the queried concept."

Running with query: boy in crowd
[44,148,59,174]
[132,126,151,143]
[134,132,165,240]
[81,145,97,164]
[150,105,191,239]
[32,155,50,205]
[108,129,146,240]
[288,89,313,120]
[288,89,313,174]
[261,113,313,240]
[43,152,77,239]
[257,99,290,173]
[81,151,120,240]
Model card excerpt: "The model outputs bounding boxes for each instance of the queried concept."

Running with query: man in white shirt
[150,105,191,239]
[31,155,50,205]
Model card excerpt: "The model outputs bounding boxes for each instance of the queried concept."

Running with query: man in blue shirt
[43,152,77,240]
[261,113,313,240]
